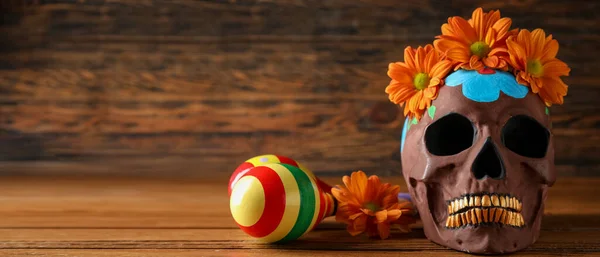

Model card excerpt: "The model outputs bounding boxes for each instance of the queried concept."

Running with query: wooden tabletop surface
[1,176,599,257]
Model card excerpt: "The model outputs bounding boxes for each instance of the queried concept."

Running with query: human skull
[400,69,555,254]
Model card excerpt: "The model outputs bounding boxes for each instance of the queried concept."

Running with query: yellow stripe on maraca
[246,155,281,166]
[230,176,265,227]
[258,163,301,243]
[305,173,321,234]
[326,193,335,216]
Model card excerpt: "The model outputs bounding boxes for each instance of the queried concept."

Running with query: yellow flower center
[413,72,430,90]
[527,59,544,77]
[470,41,490,58]
[364,202,380,212]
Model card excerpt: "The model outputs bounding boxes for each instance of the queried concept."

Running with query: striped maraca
[229,154,337,243]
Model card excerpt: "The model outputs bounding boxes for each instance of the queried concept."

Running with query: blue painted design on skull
[400,117,410,153]
[445,69,529,102]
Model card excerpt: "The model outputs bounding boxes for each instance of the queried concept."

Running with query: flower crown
[385,8,570,120]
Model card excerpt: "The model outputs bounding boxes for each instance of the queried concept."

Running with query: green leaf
[428,105,436,119]
[411,117,418,125]
[545,107,550,115]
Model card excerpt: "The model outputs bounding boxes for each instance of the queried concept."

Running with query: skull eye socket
[425,113,475,156]
[501,115,549,158]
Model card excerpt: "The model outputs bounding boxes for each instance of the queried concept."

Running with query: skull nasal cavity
[472,137,505,180]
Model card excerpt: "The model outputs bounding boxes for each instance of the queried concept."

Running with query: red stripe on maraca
[312,187,326,230]
[229,162,254,196]
[316,178,332,194]
[275,155,298,166]
[237,166,286,238]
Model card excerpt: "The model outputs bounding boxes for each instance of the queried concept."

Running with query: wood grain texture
[1,0,599,177]
[0,250,482,257]
[0,176,598,256]
[0,176,598,228]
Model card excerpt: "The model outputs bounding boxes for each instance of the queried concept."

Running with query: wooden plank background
[0,0,599,177]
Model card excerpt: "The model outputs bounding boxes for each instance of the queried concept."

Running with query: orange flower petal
[382,185,401,206]
[441,22,453,35]
[342,175,351,189]
[449,16,478,43]
[469,55,484,70]
[484,26,497,46]
[436,35,471,49]
[543,59,570,77]
[352,214,368,232]
[516,72,535,91]
[407,90,424,117]
[403,46,417,70]
[540,76,568,105]
[517,29,532,56]
[529,76,541,91]
[348,212,364,220]
[386,82,417,105]
[387,209,402,221]
[530,29,546,59]
[331,188,349,203]
[541,39,559,62]
[361,208,376,216]
[377,222,391,239]
[483,55,499,68]
[424,44,434,52]
[446,48,471,63]
[488,47,508,56]
[548,76,568,95]
[423,86,438,99]
[335,204,353,223]
[429,60,453,78]
[349,171,368,202]
[414,46,428,73]
[387,63,414,84]
[365,175,381,203]
[429,77,441,87]
[472,7,485,40]
[506,37,526,70]
[538,80,560,106]
[491,17,512,40]
[375,210,388,223]
[424,48,437,74]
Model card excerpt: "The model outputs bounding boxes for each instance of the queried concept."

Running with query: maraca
[229,154,337,243]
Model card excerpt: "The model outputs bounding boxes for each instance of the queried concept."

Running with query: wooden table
[1,176,599,256]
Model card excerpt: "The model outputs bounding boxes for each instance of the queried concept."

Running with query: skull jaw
[410,183,547,254]
[424,216,543,254]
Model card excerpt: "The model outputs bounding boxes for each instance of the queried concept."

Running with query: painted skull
[400,69,555,254]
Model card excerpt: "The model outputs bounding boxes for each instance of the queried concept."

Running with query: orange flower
[385,44,452,120]
[331,171,416,239]
[434,8,517,71]
[506,29,570,106]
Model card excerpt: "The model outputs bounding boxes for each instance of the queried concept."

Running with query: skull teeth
[445,193,525,229]
[447,193,523,215]
[445,208,525,228]
[482,195,491,207]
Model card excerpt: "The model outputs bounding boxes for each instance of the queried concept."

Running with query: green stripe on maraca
[279,163,316,242]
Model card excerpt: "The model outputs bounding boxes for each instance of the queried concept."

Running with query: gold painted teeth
[445,208,525,228]
[447,194,522,215]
